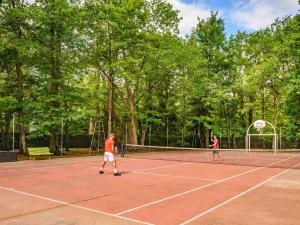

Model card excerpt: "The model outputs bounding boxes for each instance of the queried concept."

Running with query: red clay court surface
[0,154,300,225]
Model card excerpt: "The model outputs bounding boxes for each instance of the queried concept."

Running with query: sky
[166,0,299,37]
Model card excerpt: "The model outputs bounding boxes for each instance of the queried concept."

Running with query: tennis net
[123,144,300,169]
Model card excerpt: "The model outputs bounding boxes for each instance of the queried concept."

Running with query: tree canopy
[0,0,299,152]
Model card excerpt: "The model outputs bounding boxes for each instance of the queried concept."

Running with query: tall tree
[190,11,226,147]
[0,0,34,153]
[30,0,81,148]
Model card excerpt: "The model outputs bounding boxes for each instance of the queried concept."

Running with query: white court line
[116,156,296,216]
[18,161,188,173]
[133,171,217,182]
[1,161,189,181]
[92,166,217,182]
[119,157,148,161]
[180,161,300,225]
[0,186,153,225]
[0,156,135,172]
[0,162,97,172]
[0,156,156,172]
[135,162,192,172]
[92,162,193,175]
[0,157,99,166]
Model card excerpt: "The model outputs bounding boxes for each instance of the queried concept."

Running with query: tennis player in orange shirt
[99,133,121,176]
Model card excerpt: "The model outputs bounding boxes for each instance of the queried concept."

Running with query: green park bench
[28,147,53,160]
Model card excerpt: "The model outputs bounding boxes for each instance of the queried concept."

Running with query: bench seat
[28,147,53,160]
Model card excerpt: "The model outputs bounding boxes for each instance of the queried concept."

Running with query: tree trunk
[274,94,280,128]
[16,51,27,154]
[240,98,246,129]
[13,0,27,154]
[18,112,26,153]
[248,109,253,127]
[106,22,114,137]
[65,123,69,151]
[107,76,113,136]
[228,135,231,149]
[261,90,266,149]
[49,134,58,149]
[199,124,205,148]
[140,127,146,145]
[233,134,236,149]
[1,114,11,150]
[88,119,94,135]
[261,89,265,120]
[127,90,138,144]
[49,11,62,147]
[197,126,201,148]
[5,116,11,150]
[1,123,5,151]
[205,128,210,148]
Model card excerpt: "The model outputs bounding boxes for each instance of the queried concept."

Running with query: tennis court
[1,149,300,225]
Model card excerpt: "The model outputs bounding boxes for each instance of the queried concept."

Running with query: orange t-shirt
[104,138,114,153]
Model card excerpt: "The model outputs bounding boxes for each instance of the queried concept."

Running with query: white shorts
[103,152,116,162]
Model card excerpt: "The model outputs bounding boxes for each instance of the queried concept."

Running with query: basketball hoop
[254,120,266,133]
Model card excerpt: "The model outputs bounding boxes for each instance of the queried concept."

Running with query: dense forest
[1,0,299,153]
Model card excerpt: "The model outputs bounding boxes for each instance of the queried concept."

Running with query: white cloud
[166,0,213,36]
[231,0,299,30]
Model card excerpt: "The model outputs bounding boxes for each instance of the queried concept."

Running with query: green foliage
[0,1,299,150]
